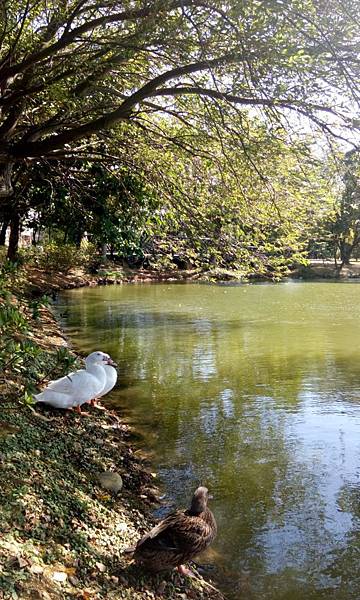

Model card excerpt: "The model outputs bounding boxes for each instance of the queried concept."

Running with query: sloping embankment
[0,268,225,600]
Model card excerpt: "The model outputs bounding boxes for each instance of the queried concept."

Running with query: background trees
[332,150,360,265]
[11,118,335,277]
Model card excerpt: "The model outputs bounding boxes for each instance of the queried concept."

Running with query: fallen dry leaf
[52,571,67,582]
[96,492,111,501]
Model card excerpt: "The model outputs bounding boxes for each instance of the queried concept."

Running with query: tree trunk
[334,243,338,268]
[0,163,14,198]
[74,231,83,247]
[36,226,42,244]
[0,217,10,245]
[7,212,20,260]
[32,225,37,245]
[340,240,353,265]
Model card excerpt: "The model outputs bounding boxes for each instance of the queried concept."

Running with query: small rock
[95,562,106,573]
[52,571,67,583]
[97,472,123,493]
[30,564,44,575]
[68,575,80,586]
[18,557,29,569]
[110,576,119,584]
[115,522,127,532]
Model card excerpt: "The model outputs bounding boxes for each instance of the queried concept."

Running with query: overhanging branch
[10,54,239,157]
[148,86,345,119]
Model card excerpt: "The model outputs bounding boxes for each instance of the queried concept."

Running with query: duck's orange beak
[106,357,117,367]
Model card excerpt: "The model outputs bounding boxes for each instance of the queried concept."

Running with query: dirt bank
[0,267,225,600]
[292,260,360,280]
[24,263,256,296]
[25,265,204,295]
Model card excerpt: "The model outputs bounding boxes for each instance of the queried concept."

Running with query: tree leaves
[0,0,359,178]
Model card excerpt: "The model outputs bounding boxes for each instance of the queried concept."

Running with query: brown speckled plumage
[134,486,217,572]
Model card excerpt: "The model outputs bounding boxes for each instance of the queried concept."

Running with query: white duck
[35,351,114,414]
[89,360,118,407]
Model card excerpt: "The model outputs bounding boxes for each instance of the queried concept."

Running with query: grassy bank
[0,265,225,600]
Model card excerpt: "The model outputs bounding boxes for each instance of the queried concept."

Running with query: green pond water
[57,281,360,600]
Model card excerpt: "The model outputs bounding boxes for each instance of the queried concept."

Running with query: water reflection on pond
[57,281,360,599]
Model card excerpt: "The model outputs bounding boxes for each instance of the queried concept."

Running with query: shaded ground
[293,260,360,280]
[0,403,224,600]
[0,267,225,600]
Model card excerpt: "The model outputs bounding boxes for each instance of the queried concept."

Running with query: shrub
[79,242,102,273]
[38,242,82,274]
[19,241,101,274]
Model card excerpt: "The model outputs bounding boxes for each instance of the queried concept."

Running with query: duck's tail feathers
[34,393,46,403]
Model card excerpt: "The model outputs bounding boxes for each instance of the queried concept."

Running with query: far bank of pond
[25,259,360,299]
[57,280,360,600]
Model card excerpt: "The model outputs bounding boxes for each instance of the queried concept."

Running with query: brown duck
[134,486,217,575]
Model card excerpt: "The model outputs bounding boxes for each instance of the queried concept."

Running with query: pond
[57,281,360,600]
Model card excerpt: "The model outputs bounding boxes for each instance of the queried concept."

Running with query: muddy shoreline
[0,267,226,600]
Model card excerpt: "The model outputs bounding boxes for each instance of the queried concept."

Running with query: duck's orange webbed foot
[88,399,106,410]
[73,405,90,416]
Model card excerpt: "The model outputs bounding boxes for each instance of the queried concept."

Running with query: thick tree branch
[10,54,238,157]
[148,86,345,119]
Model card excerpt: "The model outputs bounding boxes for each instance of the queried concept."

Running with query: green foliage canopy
[0,0,359,197]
